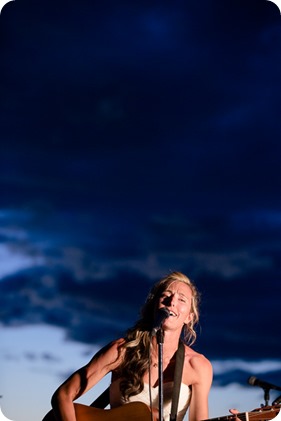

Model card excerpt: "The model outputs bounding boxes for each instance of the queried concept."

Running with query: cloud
[212,359,281,375]
[211,359,281,388]
[0,265,150,344]
[1,204,280,285]
[0,205,280,359]
[0,252,280,363]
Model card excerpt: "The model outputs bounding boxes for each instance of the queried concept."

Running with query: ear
[184,312,193,325]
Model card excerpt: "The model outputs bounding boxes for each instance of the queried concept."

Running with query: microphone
[151,307,170,335]
[248,376,281,392]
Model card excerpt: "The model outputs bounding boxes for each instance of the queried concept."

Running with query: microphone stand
[156,328,165,421]
[263,388,270,407]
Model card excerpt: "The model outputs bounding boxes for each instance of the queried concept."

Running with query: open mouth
[168,310,177,317]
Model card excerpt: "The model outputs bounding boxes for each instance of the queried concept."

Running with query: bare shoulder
[183,345,213,385]
[86,338,126,372]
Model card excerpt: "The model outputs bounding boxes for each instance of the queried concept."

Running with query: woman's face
[157,280,193,332]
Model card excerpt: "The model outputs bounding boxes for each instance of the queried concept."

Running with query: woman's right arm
[51,338,125,421]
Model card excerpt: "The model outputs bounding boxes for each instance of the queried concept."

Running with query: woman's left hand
[229,408,242,421]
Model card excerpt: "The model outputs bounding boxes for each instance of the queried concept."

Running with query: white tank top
[110,380,191,421]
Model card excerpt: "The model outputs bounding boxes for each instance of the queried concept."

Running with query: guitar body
[43,401,152,421]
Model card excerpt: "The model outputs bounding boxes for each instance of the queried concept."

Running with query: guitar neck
[204,405,280,421]
[205,412,248,421]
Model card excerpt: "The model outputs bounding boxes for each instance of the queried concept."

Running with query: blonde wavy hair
[116,271,200,400]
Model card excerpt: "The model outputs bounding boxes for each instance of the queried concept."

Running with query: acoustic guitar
[43,402,280,421]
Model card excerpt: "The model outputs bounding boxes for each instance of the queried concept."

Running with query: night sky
[1,0,281,418]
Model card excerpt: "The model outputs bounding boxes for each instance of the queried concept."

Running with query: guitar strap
[90,386,110,408]
[170,340,185,421]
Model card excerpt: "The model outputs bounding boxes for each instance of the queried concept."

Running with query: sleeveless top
[110,380,191,421]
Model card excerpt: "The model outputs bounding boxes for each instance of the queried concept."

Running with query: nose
[161,293,176,307]
[169,294,176,307]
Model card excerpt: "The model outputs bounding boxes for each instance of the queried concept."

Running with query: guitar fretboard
[204,405,280,421]
[209,413,248,421]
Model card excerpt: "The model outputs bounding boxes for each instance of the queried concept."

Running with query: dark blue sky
[0,0,281,390]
